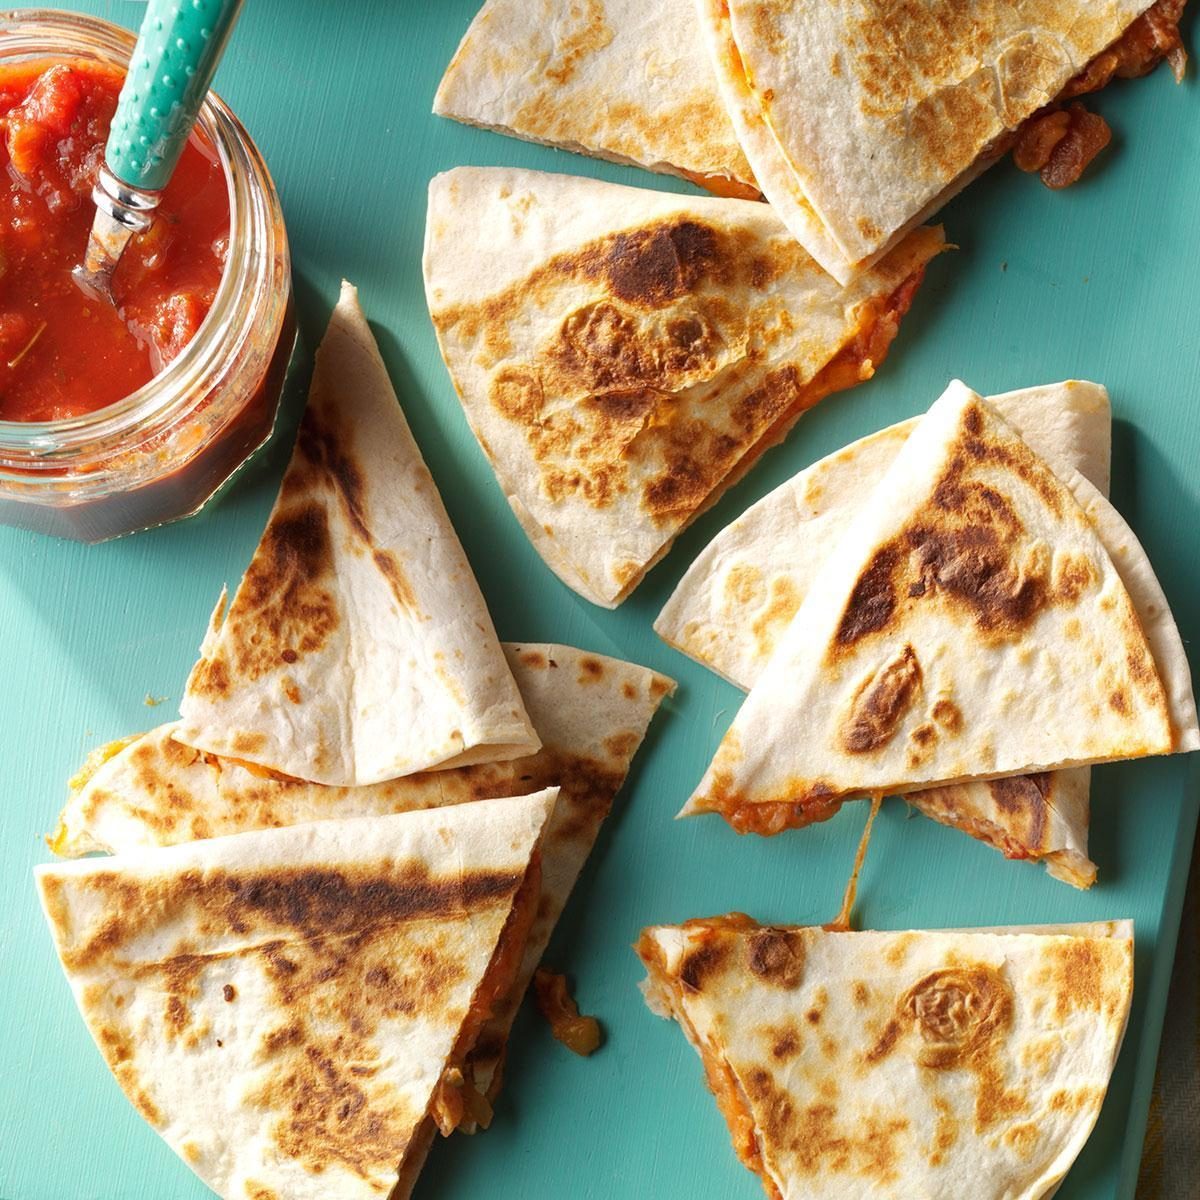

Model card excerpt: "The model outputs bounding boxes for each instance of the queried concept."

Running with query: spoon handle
[105,0,245,193]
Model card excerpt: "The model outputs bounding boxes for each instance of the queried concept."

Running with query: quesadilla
[657,381,1112,886]
[51,643,674,1115]
[36,791,557,1200]
[637,914,1134,1200]
[434,0,757,199]
[699,0,1188,283]
[684,382,1195,833]
[424,166,944,607]
[176,281,537,785]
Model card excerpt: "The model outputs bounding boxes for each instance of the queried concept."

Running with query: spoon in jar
[73,0,244,306]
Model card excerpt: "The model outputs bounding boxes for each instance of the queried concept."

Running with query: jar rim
[0,10,266,458]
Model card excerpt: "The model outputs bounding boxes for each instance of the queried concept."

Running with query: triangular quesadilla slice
[424,166,944,607]
[176,282,537,785]
[637,915,1134,1200]
[657,380,1113,886]
[434,0,757,199]
[698,0,1186,283]
[684,382,1190,831]
[36,791,557,1200]
[52,644,674,1118]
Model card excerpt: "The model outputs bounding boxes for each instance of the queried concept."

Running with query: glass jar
[0,10,294,542]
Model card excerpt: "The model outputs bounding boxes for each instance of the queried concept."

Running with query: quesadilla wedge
[657,381,1112,886]
[424,166,944,607]
[637,915,1134,1200]
[700,0,1187,283]
[176,281,537,785]
[51,643,674,1118]
[684,382,1194,832]
[36,790,557,1200]
[434,0,757,199]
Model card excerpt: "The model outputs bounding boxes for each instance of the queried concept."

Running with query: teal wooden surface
[2,4,1198,1198]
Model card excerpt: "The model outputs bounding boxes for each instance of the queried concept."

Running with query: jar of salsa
[0,11,294,541]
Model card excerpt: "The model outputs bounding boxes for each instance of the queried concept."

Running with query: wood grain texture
[0,3,1197,1199]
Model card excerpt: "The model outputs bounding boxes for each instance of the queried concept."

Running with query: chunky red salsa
[0,59,230,422]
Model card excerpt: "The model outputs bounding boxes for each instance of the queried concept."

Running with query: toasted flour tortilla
[699,0,1157,282]
[176,282,537,785]
[637,915,1134,1200]
[434,0,757,198]
[684,382,1187,831]
[53,643,674,1115]
[36,791,557,1200]
[424,166,944,606]
[657,381,1112,885]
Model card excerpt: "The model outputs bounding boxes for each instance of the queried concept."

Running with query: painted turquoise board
[1,3,1197,1198]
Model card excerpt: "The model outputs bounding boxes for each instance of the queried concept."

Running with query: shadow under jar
[0,10,294,542]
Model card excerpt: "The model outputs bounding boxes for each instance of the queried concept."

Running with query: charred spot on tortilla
[58,861,524,972]
[746,928,806,988]
[955,402,1065,515]
[988,773,1051,853]
[1053,551,1100,603]
[907,73,1001,177]
[195,501,338,692]
[768,1024,803,1061]
[842,644,923,753]
[990,772,1051,815]
[851,1,1007,120]
[834,430,1070,656]
[679,939,731,993]
[906,524,1050,635]
[901,965,1014,1070]
[930,698,963,732]
[576,219,725,306]
[577,655,605,683]
[865,1017,903,1064]
[295,409,372,546]
[299,407,424,616]
[836,545,899,648]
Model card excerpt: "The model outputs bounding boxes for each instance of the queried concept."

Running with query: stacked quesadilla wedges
[424,166,944,607]
[37,791,557,1200]
[435,0,757,199]
[637,915,1134,1200]
[698,0,1188,283]
[175,281,538,786]
[655,380,1125,886]
[683,381,1198,835]
[51,642,675,1119]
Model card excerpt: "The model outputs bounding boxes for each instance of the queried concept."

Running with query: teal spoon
[74,0,244,304]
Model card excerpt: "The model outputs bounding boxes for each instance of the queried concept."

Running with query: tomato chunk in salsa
[0,59,229,422]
